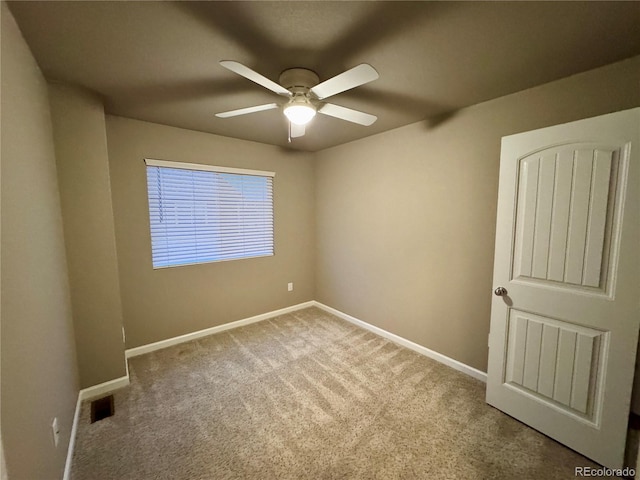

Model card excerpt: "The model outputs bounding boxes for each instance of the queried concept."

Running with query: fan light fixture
[283,103,316,126]
[216,61,379,138]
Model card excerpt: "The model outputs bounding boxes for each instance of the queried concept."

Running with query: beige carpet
[71,307,609,479]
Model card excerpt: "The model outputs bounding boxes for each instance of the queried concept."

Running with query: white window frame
[144,158,275,269]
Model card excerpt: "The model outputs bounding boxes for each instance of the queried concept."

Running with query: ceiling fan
[215,61,379,140]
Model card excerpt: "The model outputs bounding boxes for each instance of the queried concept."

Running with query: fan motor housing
[279,68,320,92]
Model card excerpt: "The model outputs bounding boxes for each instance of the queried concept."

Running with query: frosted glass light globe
[284,104,316,126]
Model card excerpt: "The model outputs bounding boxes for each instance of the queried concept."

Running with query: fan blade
[318,103,377,126]
[215,103,279,118]
[220,61,291,97]
[310,64,379,100]
[290,122,305,138]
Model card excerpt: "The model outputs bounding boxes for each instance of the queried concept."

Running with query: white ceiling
[8,1,640,152]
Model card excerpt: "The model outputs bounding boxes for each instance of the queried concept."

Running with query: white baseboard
[63,393,82,480]
[312,301,487,383]
[126,301,316,358]
[79,375,130,401]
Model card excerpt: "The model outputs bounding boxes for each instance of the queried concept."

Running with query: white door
[486,108,640,469]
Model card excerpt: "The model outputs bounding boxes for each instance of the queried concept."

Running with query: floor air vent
[90,395,114,423]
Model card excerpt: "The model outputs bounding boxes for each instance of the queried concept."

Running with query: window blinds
[145,159,274,268]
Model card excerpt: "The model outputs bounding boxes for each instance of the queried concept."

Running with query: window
[145,159,274,268]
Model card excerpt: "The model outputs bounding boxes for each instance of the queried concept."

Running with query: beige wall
[1,4,79,478]
[315,56,640,372]
[48,84,127,388]
[106,117,315,348]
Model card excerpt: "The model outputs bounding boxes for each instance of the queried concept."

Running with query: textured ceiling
[8,1,640,152]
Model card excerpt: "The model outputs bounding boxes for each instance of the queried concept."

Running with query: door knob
[494,287,508,296]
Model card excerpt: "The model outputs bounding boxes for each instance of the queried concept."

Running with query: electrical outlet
[51,417,60,447]
[287,282,293,292]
